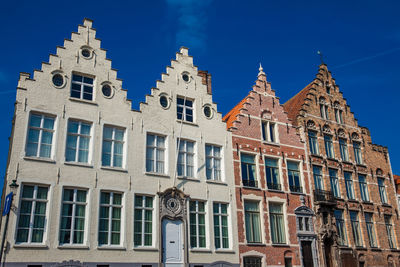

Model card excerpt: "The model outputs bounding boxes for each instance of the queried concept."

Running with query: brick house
[283,64,400,267]
[223,66,317,267]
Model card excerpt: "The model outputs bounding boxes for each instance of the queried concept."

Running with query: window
[262,121,278,143]
[339,138,349,161]
[344,172,355,200]
[385,215,396,249]
[244,201,261,243]
[26,113,55,158]
[358,175,369,202]
[364,212,377,248]
[334,210,347,246]
[269,203,286,244]
[16,185,48,243]
[297,216,312,232]
[243,257,261,267]
[378,178,388,204]
[146,134,166,174]
[287,161,302,193]
[313,165,324,190]
[99,192,122,246]
[335,109,343,124]
[284,258,292,267]
[350,211,363,247]
[65,120,91,163]
[265,158,281,190]
[134,195,153,247]
[102,126,125,168]
[177,97,193,122]
[59,188,87,245]
[324,135,335,159]
[329,169,340,198]
[213,203,229,249]
[241,154,257,187]
[177,139,195,177]
[353,142,363,164]
[308,131,319,155]
[189,200,206,248]
[206,144,222,181]
[320,104,329,120]
[71,74,93,100]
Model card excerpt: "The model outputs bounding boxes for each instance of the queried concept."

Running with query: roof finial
[317,51,325,64]
[258,62,265,76]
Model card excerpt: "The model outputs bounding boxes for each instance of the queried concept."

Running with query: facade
[223,67,318,267]
[0,19,239,267]
[395,175,400,214]
[283,64,400,267]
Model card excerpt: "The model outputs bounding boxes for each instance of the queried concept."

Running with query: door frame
[162,218,185,266]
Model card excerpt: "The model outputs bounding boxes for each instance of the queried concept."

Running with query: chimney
[198,70,212,95]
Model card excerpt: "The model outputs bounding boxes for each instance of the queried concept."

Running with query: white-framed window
[177,139,195,178]
[313,165,324,190]
[71,74,94,101]
[324,135,335,159]
[146,134,166,174]
[65,120,91,163]
[26,113,55,158]
[262,121,278,143]
[206,144,222,181]
[189,200,206,248]
[287,161,302,193]
[384,215,396,249]
[244,201,261,244]
[269,202,286,244]
[98,191,122,246]
[102,125,125,168]
[320,104,329,120]
[16,184,49,244]
[297,215,312,232]
[134,195,153,247]
[329,169,340,198]
[59,188,87,245]
[334,209,347,246]
[213,202,229,249]
[344,172,355,200]
[335,109,344,124]
[241,153,257,188]
[350,211,363,247]
[353,142,363,164]
[265,157,281,190]
[177,96,194,122]
[339,138,349,161]
[243,257,262,267]
[308,131,319,155]
[358,174,369,202]
[378,178,388,204]
[365,212,377,248]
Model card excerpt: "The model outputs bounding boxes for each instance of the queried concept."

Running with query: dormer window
[177,96,193,122]
[71,74,94,101]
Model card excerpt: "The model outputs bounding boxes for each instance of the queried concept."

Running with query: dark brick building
[283,64,400,267]
[223,66,317,267]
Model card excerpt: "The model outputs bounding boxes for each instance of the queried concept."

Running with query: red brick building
[223,66,316,267]
[283,64,400,267]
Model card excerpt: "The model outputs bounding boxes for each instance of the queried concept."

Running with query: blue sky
[0,0,399,190]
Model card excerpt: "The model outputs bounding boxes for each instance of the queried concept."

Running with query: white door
[162,219,184,267]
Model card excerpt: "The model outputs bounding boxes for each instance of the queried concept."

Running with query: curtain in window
[244,202,261,243]
[270,204,285,244]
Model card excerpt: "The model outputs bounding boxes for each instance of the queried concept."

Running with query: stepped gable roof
[282,82,313,125]
[222,97,247,130]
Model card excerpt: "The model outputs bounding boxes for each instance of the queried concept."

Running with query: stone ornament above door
[159,187,189,220]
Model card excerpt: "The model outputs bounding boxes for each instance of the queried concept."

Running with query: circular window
[182,73,190,82]
[203,105,212,118]
[81,49,91,58]
[102,84,112,97]
[52,73,64,87]
[159,95,169,109]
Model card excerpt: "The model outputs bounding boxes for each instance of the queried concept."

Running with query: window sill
[101,166,128,173]
[267,189,284,193]
[338,245,351,250]
[242,186,261,190]
[247,243,266,247]
[356,164,367,168]
[206,180,227,186]
[342,161,353,165]
[262,141,280,147]
[327,157,338,162]
[176,119,198,127]
[58,245,89,249]
[370,247,381,252]
[347,199,359,203]
[310,154,323,159]
[64,162,93,168]
[14,243,48,249]
[133,246,158,251]
[24,156,56,164]
[190,248,212,253]
[97,246,126,250]
[362,201,373,205]
[69,97,98,106]
[214,249,235,254]
[177,176,200,182]
[355,246,367,251]
[145,172,170,178]
[290,191,305,195]
[271,243,290,247]
[381,203,391,207]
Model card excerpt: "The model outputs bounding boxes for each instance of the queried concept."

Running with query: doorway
[162,219,184,267]
[301,241,314,267]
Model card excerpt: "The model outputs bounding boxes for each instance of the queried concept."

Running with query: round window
[81,49,91,58]
[52,74,64,87]
[182,73,190,82]
[160,95,169,108]
[203,105,212,118]
[102,84,112,97]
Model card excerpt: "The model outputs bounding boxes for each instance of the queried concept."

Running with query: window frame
[146,133,166,174]
[25,112,56,159]
[378,178,388,204]
[213,202,229,249]
[177,138,196,178]
[344,172,355,200]
[339,138,349,162]
[358,174,370,202]
[350,211,363,247]
[329,168,340,198]
[98,191,123,247]
[353,142,363,165]
[244,200,262,244]
[133,195,154,247]
[364,212,377,248]
[384,215,396,249]
[320,104,329,120]
[65,119,92,164]
[101,125,125,168]
[269,202,286,244]
[308,131,319,155]
[176,96,194,122]
[287,160,302,193]
[313,165,324,190]
[205,144,222,181]
[70,73,94,101]
[261,121,278,143]
[335,108,344,124]
[265,157,281,191]
[189,200,207,249]
[324,134,335,159]
[334,209,348,246]
[240,153,258,188]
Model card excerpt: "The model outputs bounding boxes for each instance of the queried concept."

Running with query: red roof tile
[282,82,313,125]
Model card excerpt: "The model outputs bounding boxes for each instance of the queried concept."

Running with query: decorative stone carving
[261,110,272,120]
[337,128,346,138]
[351,132,360,140]
[376,168,383,176]
[158,187,189,220]
[322,124,331,134]
[333,101,341,109]
[307,120,317,130]
[319,97,326,104]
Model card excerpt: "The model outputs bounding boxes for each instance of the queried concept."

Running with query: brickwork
[283,64,400,267]
[224,66,316,267]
